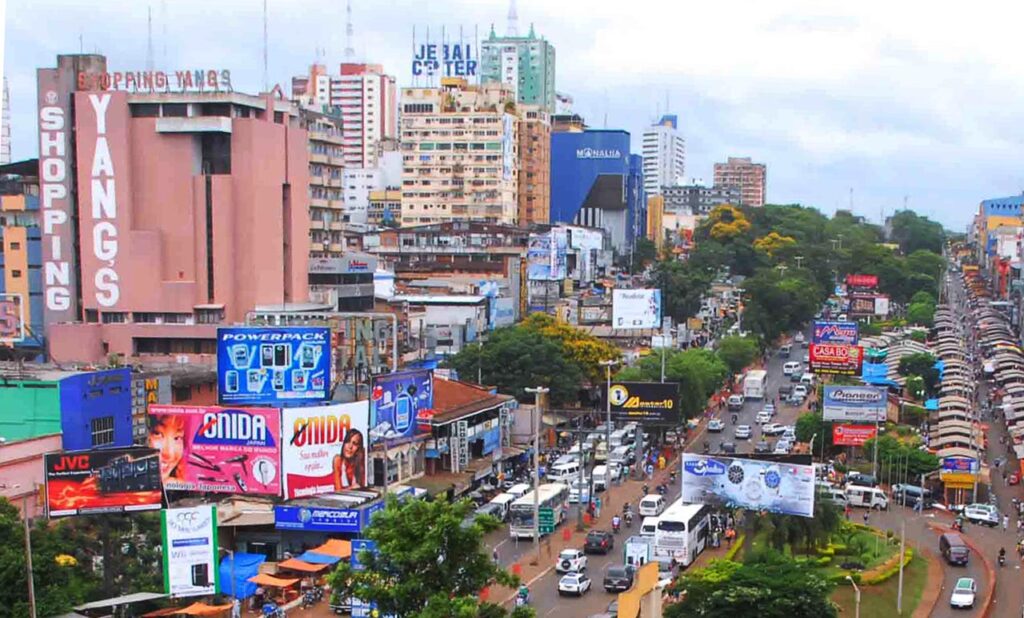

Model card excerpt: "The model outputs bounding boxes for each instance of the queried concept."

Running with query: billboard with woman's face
[148,405,281,495]
[281,402,369,499]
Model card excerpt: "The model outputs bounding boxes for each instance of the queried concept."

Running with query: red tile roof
[431,377,513,424]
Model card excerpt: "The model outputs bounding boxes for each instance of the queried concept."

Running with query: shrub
[723,534,746,561]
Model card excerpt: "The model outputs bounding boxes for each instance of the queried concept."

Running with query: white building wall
[642,123,685,196]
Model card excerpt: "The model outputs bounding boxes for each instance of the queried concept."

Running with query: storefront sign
[576,148,622,159]
[274,505,361,533]
[941,457,979,473]
[810,343,864,376]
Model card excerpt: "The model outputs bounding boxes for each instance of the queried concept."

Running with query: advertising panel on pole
[282,402,369,498]
[217,326,331,405]
[612,289,662,329]
[148,405,282,495]
[44,448,163,517]
[274,505,362,533]
[874,296,891,316]
[812,321,859,345]
[941,457,979,474]
[809,343,864,376]
[0,293,26,343]
[822,386,887,422]
[680,454,816,518]
[845,274,879,289]
[848,294,876,316]
[604,382,679,424]
[526,231,568,281]
[832,424,878,447]
[369,370,434,446]
[162,505,219,598]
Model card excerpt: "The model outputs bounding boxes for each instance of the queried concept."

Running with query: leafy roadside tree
[616,347,729,420]
[795,411,834,454]
[752,499,843,554]
[328,497,531,618]
[862,434,940,478]
[631,237,659,272]
[716,335,760,375]
[898,352,940,395]
[518,314,620,384]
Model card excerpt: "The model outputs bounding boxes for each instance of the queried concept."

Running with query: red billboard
[45,448,163,517]
[845,274,878,289]
[810,343,864,376]
[832,424,878,447]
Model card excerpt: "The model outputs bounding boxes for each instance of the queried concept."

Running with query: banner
[0,293,25,343]
[282,402,370,498]
[148,405,282,495]
[832,424,878,446]
[605,381,680,423]
[822,386,886,422]
[45,448,163,517]
[274,505,362,533]
[369,370,434,445]
[613,289,662,329]
[809,343,864,376]
[162,505,219,598]
[846,274,878,289]
[941,457,979,474]
[680,454,816,518]
[217,326,331,405]
[812,321,858,345]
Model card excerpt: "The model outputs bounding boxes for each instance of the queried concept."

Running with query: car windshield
[955,578,973,591]
[587,531,605,541]
[608,567,629,577]
[560,550,577,559]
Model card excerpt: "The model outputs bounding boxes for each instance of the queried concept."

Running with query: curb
[912,547,943,618]
[926,522,996,616]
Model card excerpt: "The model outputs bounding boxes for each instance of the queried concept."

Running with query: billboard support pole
[23,495,37,618]
[525,387,548,566]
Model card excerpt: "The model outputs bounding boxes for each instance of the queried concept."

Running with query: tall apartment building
[713,156,767,207]
[300,108,346,256]
[0,159,44,358]
[292,62,397,168]
[642,114,685,196]
[480,24,557,113]
[663,183,741,215]
[38,54,309,364]
[517,105,550,226]
[400,79,519,226]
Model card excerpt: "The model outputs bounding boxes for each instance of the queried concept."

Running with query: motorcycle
[612,517,622,534]
[516,586,530,607]
[1000,554,1006,567]
[262,603,285,618]
[301,591,318,609]
[625,512,634,527]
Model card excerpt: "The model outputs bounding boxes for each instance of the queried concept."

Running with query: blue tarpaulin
[220,552,266,599]
[924,399,939,410]
[297,551,341,565]
[934,360,945,380]
[861,362,889,380]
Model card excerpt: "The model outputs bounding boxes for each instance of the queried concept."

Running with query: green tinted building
[480,24,556,113]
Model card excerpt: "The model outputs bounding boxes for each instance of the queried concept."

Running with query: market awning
[247,574,300,588]
[278,558,330,573]
[297,550,342,565]
[311,539,352,559]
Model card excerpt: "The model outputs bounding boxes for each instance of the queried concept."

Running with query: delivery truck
[743,369,768,399]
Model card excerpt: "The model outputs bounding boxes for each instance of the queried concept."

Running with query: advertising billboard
[941,457,979,474]
[282,402,369,498]
[832,424,878,447]
[809,343,864,376]
[162,505,219,598]
[874,296,891,316]
[0,293,26,343]
[848,294,876,316]
[613,289,662,329]
[605,382,679,423]
[812,321,858,345]
[680,454,816,518]
[822,386,887,422]
[45,448,163,517]
[490,297,516,329]
[369,370,434,445]
[148,405,282,495]
[526,231,568,281]
[217,326,331,405]
[846,274,879,289]
[274,505,362,534]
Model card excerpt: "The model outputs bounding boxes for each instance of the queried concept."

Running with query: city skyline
[7,0,1022,230]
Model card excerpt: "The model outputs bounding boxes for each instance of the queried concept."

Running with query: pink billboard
[148,405,281,495]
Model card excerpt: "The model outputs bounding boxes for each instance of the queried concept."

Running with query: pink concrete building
[0,433,61,519]
[39,55,310,364]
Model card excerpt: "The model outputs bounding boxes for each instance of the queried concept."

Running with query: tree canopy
[716,336,759,375]
[616,347,729,420]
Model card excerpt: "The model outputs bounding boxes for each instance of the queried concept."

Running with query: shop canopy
[142,603,233,617]
[278,558,331,573]
[247,573,300,588]
[296,550,342,565]
[310,539,352,559]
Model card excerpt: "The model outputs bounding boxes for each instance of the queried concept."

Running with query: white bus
[508,483,570,539]
[653,499,711,567]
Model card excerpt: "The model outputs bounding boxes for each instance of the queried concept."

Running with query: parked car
[963,503,1000,527]
[584,530,615,554]
[558,572,592,596]
[754,440,771,453]
[556,549,588,573]
[603,565,634,592]
[708,418,725,432]
[762,423,785,436]
[949,577,976,609]
[734,425,752,440]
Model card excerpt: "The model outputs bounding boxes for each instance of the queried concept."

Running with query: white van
[640,516,659,538]
[609,445,632,466]
[594,441,609,463]
[800,373,816,386]
[845,485,889,509]
[639,494,667,517]
[610,429,628,449]
[547,461,581,484]
[592,465,609,491]
[487,493,517,520]
[505,483,531,500]
[822,488,848,507]
[622,423,638,442]
[783,361,802,376]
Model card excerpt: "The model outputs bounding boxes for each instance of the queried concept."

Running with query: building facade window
[90,416,116,447]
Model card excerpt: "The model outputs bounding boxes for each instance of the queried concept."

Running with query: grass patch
[831,551,927,616]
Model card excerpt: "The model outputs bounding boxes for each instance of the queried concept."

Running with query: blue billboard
[369,370,434,445]
[217,327,331,405]
[274,505,362,533]
[813,321,859,345]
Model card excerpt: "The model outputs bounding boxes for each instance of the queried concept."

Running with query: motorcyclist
[625,511,634,526]
[612,515,622,532]
[1000,547,1007,566]
[516,585,529,606]
[622,501,631,514]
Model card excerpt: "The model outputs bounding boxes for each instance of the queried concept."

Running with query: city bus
[653,499,711,567]
[508,483,570,539]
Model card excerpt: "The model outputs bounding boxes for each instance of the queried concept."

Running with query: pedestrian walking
[492,548,499,564]
[1004,515,1010,531]
[863,511,870,526]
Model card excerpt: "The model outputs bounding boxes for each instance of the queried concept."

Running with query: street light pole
[600,360,617,487]
[846,576,861,618]
[896,520,906,614]
[525,386,549,566]
[23,494,36,618]
[809,433,817,463]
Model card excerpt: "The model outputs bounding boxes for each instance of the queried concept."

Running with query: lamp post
[659,329,677,383]
[846,575,861,618]
[525,386,549,566]
[600,360,617,485]
[809,433,817,463]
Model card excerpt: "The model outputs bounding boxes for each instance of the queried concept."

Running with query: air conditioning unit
[176,355,189,365]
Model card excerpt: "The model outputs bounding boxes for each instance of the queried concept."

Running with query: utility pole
[896,519,906,614]
[23,494,36,618]
[601,359,617,496]
[525,386,548,565]
[846,576,860,618]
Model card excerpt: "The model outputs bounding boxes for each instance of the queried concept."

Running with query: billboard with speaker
[44,447,163,518]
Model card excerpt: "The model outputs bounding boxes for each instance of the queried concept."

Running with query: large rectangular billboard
[45,447,163,517]
[846,274,878,289]
[812,321,858,345]
[369,370,434,445]
[809,343,864,376]
[680,454,816,518]
[274,505,362,533]
[162,505,219,598]
[282,402,370,498]
[613,289,662,329]
[822,386,887,422]
[832,424,878,446]
[605,381,679,423]
[217,326,331,405]
[148,405,282,495]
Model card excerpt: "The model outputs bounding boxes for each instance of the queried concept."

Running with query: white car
[708,418,725,432]
[782,361,802,376]
[774,440,791,454]
[762,423,785,436]
[558,572,592,596]
[794,332,805,343]
[556,549,587,573]
[963,503,1000,527]
[793,384,809,398]
[763,403,776,414]
[734,425,752,440]
[949,577,976,609]
[802,353,810,363]
[756,410,772,424]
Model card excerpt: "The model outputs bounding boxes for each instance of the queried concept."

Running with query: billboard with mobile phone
[217,326,331,405]
[369,370,434,446]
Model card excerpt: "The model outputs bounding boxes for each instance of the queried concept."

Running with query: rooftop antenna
[146,5,154,73]
[161,0,168,68]
[79,33,83,54]
[665,89,670,115]
[344,0,355,60]
[849,187,853,211]
[1,78,11,165]
[507,0,519,36]
[262,0,269,93]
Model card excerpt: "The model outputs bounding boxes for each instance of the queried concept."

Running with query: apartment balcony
[328,177,343,188]
[310,242,326,252]
[310,130,345,145]
[310,197,330,208]
[329,221,345,231]
[310,153,330,164]
[328,199,345,209]
[310,220,327,230]
[329,243,344,252]
[330,156,346,166]
[309,175,327,186]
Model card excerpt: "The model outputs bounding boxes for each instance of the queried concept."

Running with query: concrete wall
[0,380,62,441]
[0,433,62,519]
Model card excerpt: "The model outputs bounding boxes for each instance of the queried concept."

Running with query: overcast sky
[9,0,1023,231]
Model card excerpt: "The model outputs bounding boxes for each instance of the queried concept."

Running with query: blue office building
[550,130,646,254]
[59,368,134,450]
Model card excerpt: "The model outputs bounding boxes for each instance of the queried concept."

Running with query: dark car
[754,440,771,454]
[584,530,615,554]
[778,384,793,397]
[847,472,878,487]
[603,565,634,592]
[790,372,803,383]
[718,441,737,454]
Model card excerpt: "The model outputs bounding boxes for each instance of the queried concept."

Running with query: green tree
[328,497,525,618]
[906,303,935,327]
[716,335,760,375]
[666,552,838,618]
[889,210,945,255]
[862,434,940,478]
[795,412,834,453]
[519,314,620,384]
[617,348,729,420]
[898,352,940,395]
[631,238,658,272]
